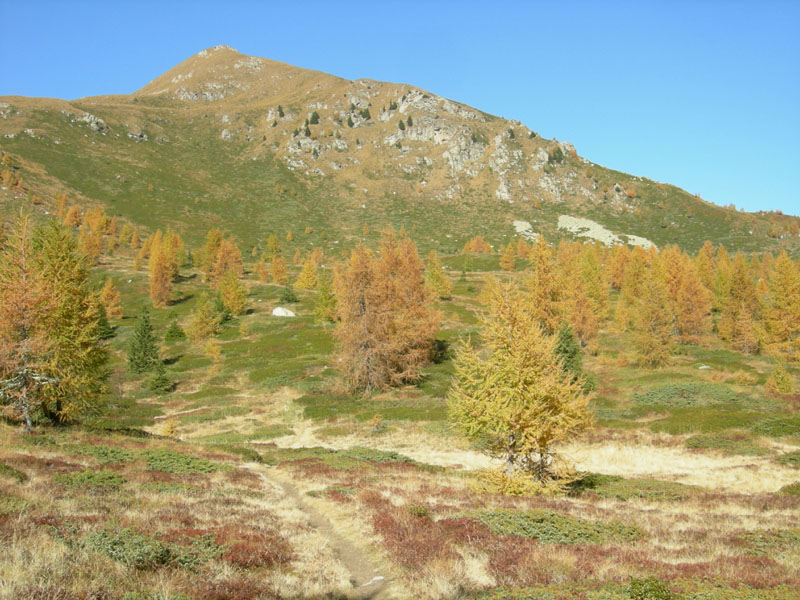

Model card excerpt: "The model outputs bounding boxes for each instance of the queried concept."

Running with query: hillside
[1,44,798,254]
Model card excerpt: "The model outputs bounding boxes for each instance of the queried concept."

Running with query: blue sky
[3,1,798,215]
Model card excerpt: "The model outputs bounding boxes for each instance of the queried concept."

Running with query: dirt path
[247,464,397,600]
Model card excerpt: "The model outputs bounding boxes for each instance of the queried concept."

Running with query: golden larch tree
[218,270,247,316]
[764,251,800,362]
[99,279,123,320]
[448,281,591,494]
[500,242,516,271]
[0,215,56,429]
[210,238,243,286]
[520,237,562,335]
[632,266,675,368]
[148,235,172,308]
[295,256,319,290]
[63,206,82,228]
[424,250,453,300]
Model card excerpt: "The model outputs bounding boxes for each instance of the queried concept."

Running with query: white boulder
[272,307,296,317]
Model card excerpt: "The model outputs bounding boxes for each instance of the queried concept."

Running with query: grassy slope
[3,244,799,598]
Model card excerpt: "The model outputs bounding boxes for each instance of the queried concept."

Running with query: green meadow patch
[54,469,127,491]
[469,508,643,544]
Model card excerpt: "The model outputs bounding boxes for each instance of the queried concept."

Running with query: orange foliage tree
[333,230,440,393]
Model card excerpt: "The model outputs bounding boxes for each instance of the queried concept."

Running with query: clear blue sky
[3,1,798,215]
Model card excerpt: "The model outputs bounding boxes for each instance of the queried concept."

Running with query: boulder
[272,307,296,317]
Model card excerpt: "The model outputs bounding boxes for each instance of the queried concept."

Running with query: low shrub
[569,472,696,502]
[0,490,30,515]
[85,527,224,571]
[84,528,172,569]
[213,525,293,569]
[777,450,800,468]
[67,444,135,464]
[627,577,675,600]
[139,449,227,475]
[685,433,770,456]
[0,460,27,483]
[471,509,643,545]
[751,416,800,438]
[778,481,800,496]
[54,469,127,491]
[634,382,753,408]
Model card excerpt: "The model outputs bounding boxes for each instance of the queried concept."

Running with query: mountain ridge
[1,45,798,254]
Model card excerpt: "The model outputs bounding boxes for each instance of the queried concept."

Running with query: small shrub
[751,416,800,438]
[627,577,675,600]
[0,490,30,515]
[214,525,293,569]
[766,363,794,394]
[686,433,769,456]
[777,450,800,468]
[84,528,172,570]
[634,382,752,408]
[67,444,135,464]
[164,321,186,343]
[147,362,174,394]
[279,285,298,303]
[139,449,226,475]
[472,509,642,544]
[54,469,127,491]
[0,461,27,483]
[407,505,429,518]
[778,481,800,495]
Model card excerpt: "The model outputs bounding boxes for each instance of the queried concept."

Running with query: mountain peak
[195,44,241,57]
[135,46,302,101]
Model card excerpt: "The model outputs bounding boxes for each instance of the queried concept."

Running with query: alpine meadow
[1,43,800,600]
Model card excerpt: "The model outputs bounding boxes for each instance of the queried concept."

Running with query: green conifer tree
[147,360,173,394]
[127,307,159,374]
[554,322,582,382]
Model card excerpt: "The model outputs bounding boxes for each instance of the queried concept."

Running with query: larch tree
[0,215,57,430]
[314,270,337,324]
[577,243,609,321]
[711,246,732,311]
[148,237,172,308]
[186,293,220,342]
[77,227,103,264]
[424,250,453,300]
[606,244,631,291]
[615,246,650,330]
[295,256,318,290]
[33,220,109,423]
[333,230,440,393]
[521,237,562,335]
[660,247,712,343]
[764,251,800,362]
[218,270,247,316]
[254,259,269,282]
[162,229,185,281]
[271,254,288,285]
[99,278,123,320]
[199,228,223,281]
[448,281,591,494]
[210,238,243,286]
[718,252,759,342]
[632,266,674,368]
[499,242,516,271]
[63,206,82,228]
